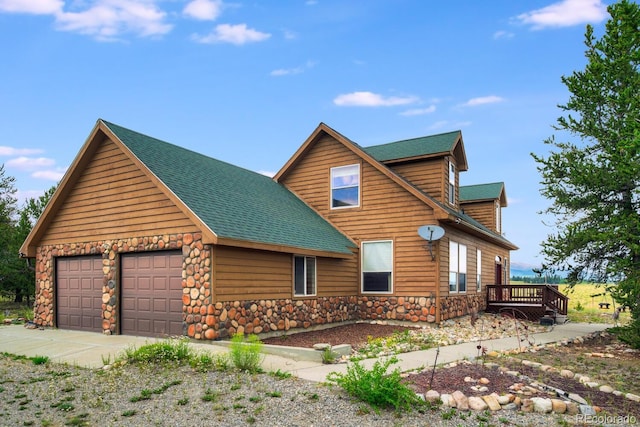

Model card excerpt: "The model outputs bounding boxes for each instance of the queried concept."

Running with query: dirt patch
[262,323,412,350]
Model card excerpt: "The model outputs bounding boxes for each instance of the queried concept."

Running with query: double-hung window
[476,249,482,292]
[294,256,316,296]
[362,240,393,293]
[449,241,467,293]
[448,161,456,205]
[331,164,360,208]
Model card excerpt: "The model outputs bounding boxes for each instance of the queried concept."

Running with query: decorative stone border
[421,330,640,414]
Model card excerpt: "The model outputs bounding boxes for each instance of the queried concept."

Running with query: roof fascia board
[216,237,355,259]
[20,121,106,257]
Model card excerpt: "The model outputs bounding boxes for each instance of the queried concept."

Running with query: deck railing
[486,284,568,316]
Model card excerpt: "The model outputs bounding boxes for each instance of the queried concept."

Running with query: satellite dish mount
[418,225,445,261]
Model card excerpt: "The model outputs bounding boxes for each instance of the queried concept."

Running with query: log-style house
[20,119,519,339]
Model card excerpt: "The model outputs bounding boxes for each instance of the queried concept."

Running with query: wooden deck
[485,284,568,322]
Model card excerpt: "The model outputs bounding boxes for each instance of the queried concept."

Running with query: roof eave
[216,237,356,259]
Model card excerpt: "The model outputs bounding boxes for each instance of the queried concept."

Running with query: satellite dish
[418,225,445,242]
[418,225,445,261]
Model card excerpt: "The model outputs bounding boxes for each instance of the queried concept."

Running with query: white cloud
[270,60,316,77]
[0,146,44,156]
[493,30,514,40]
[0,0,62,14]
[6,156,55,170]
[192,23,271,45]
[333,91,418,107]
[183,0,222,21]
[257,170,275,178]
[514,0,608,30]
[399,106,436,116]
[55,0,172,41]
[462,95,505,107]
[32,169,66,181]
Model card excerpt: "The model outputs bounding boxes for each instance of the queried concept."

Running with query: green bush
[327,356,424,412]
[122,339,194,364]
[229,333,264,373]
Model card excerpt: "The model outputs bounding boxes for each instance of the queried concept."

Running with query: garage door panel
[121,251,183,337]
[56,256,103,333]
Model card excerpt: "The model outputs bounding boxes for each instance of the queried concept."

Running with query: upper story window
[496,201,501,233]
[448,161,456,205]
[294,255,316,296]
[362,240,393,293]
[449,240,467,293]
[331,164,360,209]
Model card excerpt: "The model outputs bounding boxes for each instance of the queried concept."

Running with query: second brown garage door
[120,251,183,337]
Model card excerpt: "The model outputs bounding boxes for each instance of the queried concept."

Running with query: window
[476,249,482,292]
[331,164,360,208]
[448,161,456,205]
[449,241,467,293]
[294,256,316,296]
[496,201,501,233]
[362,240,393,293]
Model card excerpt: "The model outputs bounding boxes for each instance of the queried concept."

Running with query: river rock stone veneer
[34,234,485,339]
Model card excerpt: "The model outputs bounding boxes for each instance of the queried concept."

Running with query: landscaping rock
[550,399,567,414]
[424,390,440,402]
[531,397,552,413]
[481,394,501,411]
[440,394,456,407]
[452,390,469,410]
[468,396,488,411]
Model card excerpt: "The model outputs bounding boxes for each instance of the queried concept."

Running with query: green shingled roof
[363,130,461,162]
[102,120,355,255]
[459,182,504,202]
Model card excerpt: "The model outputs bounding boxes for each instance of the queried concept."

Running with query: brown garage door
[120,251,183,337]
[56,256,103,332]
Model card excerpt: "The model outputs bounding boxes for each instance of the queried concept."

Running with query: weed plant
[122,339,193,364]
[327,356,424,412]
[229,334,264,373]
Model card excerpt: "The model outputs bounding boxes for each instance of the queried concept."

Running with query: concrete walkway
[0,322,610,383]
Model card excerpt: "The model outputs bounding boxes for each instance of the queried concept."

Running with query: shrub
[122,339,194,364]
[229,333,264,373]
[327,356,424,412]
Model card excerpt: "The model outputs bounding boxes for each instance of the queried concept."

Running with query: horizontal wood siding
[40,137,197,245]
[214,246,292,301]
[461,201,496,232]
[440,228,511,297]
[281,135,439,296]
[214,246,358,301]
[389,160,444,203]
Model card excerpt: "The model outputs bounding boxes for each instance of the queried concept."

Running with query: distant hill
[510,262,540,278]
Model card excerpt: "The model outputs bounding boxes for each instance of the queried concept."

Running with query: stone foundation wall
[34,236,484,338]
[440,293,486,320]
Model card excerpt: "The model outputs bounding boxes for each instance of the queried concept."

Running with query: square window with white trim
[294,255,316,296]
[331,164,360,209]
[362,240,393,293]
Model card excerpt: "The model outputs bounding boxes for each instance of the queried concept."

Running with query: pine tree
[532,0,640,347]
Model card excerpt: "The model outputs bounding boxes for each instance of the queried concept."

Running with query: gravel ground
[0,352,576,427]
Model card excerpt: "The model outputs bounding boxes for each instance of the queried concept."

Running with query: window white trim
[330,164,360,209]
[293,255,316,297]
[361,240,393,294]
[449,240,467,293]
[476,249,482,292]
[448,160,456,205]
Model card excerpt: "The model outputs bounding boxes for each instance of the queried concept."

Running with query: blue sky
[0,0,613,268]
